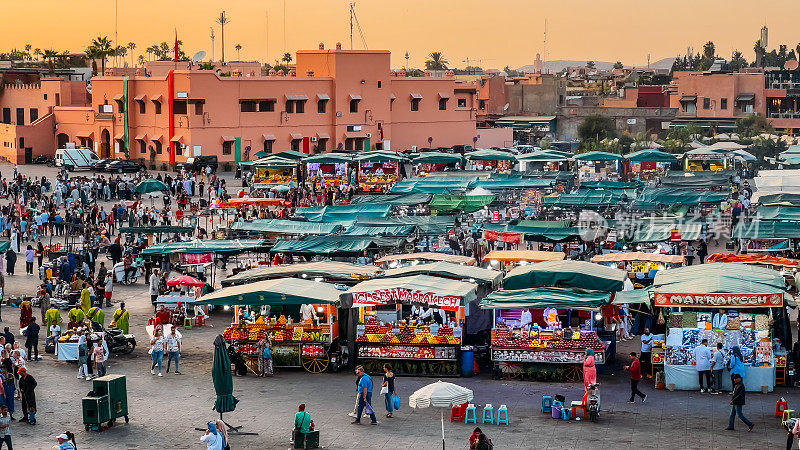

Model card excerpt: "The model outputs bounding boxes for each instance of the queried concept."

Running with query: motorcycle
[329,342,349,373]
[587,383,600,422]
[32,155,54,166]
[112,261,143,285]
[104,327,136,354]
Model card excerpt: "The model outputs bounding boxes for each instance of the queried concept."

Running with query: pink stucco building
[1,45,510,164]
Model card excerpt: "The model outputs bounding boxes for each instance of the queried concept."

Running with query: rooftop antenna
[543,18,548,74]
[216,11,230,63]
[265,9,269,64]
[210,28,215,62]
[349,3,368,50]
[404,51,410,70]
[114,0,118,68]
[283,0,286,54]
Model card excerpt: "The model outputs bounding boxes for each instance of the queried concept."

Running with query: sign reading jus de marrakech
[351,289,461,310]
[654,292,783,308]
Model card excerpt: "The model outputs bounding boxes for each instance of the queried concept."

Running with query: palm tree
[424,52,448,70]
[85,47,101,75]
[281,52,292,64]
[113,45,127,66]
[24,44,32,61]
[137,55,145,67]
[33,48,42,61]
[42,49,59,74]
[127,42,136,67]
[89,35,113,73]
[159,42,170,60]
[235,44,242,60]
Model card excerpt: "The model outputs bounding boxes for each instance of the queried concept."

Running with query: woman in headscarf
[728,346,746,384]
[583,348,597,389]
[200,421,225,450]
[18,299,32,329]
[215,419,230,450]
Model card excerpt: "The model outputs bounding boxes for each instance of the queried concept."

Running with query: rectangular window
[240,101,257,112]
[155,140,163,154]
[138,100,146,114]
[43,94,47,100]
[285,100,295,114]
[222,141,233,155]
[316,138,327,153]
[390,98,395,111]
[140,140,147,154]
[411,98,420,111]
[29,108,38,123]
[295,100,305,114]
[721,98,728,110]
[194,102,204,115]
[290,139,301,152]
[263,140,273,153]
[16,108,24,125]
[345,138,354,151]
[317,99,328,114]
[154,100,162,114]
[478,100,486,110]
[703,98,711,110]
[439,98,448,111]
[258,100,275,112]
[1,108,9,124]
[350,99,360,113]
[457,98,467,108]
[377,80,382,88]
[176,144,183,156]
[115,100,125,114]
[173,100,187,115]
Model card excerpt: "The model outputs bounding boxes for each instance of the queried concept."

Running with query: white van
[54,148,100,171]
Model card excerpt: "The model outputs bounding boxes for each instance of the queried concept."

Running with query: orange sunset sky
[2,0,800,68]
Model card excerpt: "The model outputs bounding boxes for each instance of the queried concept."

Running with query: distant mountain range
[516,58,676,73]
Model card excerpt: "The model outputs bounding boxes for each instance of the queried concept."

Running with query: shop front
[355,151,408,192]
[305,153,353,188]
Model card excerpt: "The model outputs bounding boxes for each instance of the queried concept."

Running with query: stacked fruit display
[357,322,461,347]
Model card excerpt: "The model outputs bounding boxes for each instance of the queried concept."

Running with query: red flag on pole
[174,29,180,61]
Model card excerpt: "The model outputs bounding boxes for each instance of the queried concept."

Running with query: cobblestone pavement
[0,163,794,449]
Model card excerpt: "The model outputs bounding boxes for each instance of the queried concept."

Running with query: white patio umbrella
[409,380,474,450]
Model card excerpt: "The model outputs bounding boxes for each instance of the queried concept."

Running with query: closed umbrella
[212,335,238,414]
[409,380,474,450]
[134,178,169,194]
[167,275,205,288]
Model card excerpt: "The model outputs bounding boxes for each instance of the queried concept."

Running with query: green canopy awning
[349,193,432,206]
[622,221,702,243]
[253,150,270,159]
[633,188,727,208]
[133,179,169,194]
[304,153,353,164]
[212,335,238,413]
[468,178,554,190]
[430,194,495,213]
[465,149,517,161]
[580,180,642,189]
[653,263,787,295]
[480,287,611,310]
[734,221,800,239]
[503,260,627,292]
[272,150,308,160]
[0,241,10,253]
[624,149,678,163]
[390,179,473,194]
[355,151,409,163]
[343,224,416,237]
[270,236,403,255]
[756,205,800,221]
[661,171,734,188]
[758,193,800,206]
[230,219,341,235]
[412,152,464,165]
[382,261,502,286]
[517,151,570,162]
[295,204,392,221]
[142,239,267,256]
[355,215,456,235]
[542,191,629,208]
[221,261,383,286]
[573,151,624,162]
[118,226,195,234]
[241,155,298,168]
[613,287,652,304]
[200,278,341,306]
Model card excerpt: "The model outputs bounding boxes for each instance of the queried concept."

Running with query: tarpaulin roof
[622,221,703,243]
[142,239,267,256]
[390,178,473,194]
[343,224,416,237]
[481,223,581,242]
[707,253,800,267]
[484,250,565,263]
[355,215,456,235]
[230,219,341,235]
[653,263,787,296]
[355,151,409,163]
[412,152,464,165]
[514,220,572,228]
[542,190,629,208]
[573,151,623,162]
[503,260,627,292]
[624,149,678,163]
[240,156,298,168]
[516,151,570,162]
[272,150,308,160]
[295,204,392,221]
[0,241,10,253]
[375,252,476,266]
[660,171,734,188]
[119,226,194,234]
[758,193,800,206]
[592,252,685,264]
[221,261,383,286]
[383,261,502,286]
[579,180,643,189]
[200,278,341,306]
[733,221,800,239]
[613,286,652,304]
[270,236,402,255]
[465,149,517,161]
[344,274,478,307]
[633,188,727,208]
[349,193,432,206]
[430,194,495,213]
[480,287,610,310]
[304,153,353,164]
[468,178,554,190]
[755,205,800,221]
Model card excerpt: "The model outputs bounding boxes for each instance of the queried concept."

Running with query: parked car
[107,160,146,173]
[93,159,116,171]
[177,156,218,173]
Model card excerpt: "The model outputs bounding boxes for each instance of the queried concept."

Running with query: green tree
[578,114,616,147]
[87,35,113,73]
[33,48,42,61]
[127,42,136,67]
[503,65,521,77]
[42,49,59,74]
[754,40,766,67]
[586,60,596,69]
[613,61,623,69]
[736,113,773,138]
[282,52,292,64]
[750,136,787,165]
[198,62,216,70]
[698,41,716,70]
[730,50,748,71]
[424,52,448,70]
[234,44,242,60]
[137,55,145,67]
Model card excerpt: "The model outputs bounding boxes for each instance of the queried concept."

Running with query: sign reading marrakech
[653,292,783,308]
[351,289,461,310]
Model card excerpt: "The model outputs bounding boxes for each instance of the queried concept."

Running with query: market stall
[624,149,678,181]
[573,151,623,181]
[412,152,464,175]
[342,275,478,377]
[375,252,477,268]
[242,156,299,185]
[199,278,342,374]
[355,151,408,191]
[465,149,517,172]
[682,147,731,171]
[482,250,565,271]
[651,263,793,392]
[592,252,685,280]
[305,153,352,188]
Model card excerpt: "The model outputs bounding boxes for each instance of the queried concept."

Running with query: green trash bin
[92,375,129,425]
[82,395,110,430]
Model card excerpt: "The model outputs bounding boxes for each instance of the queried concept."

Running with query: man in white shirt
[300,304,316,323]
[693,339,713,393]
[712,309,728,330]
[149,269,160,306]
[519,309,533,329]
[166,327,182,375]
[640,328,654,378]
[0,404,11,448]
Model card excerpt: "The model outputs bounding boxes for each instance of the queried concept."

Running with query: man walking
[352,365,377,425]
[149,269,160,306]
[711,343,726,394]
[166,327,182,375]
[694,339,713,393]
[640,328,654,378]
[23,317,39,362]
[625,352,647,403]
[17,367,36,425]
[0,404,11,448]
[725,374,754,432]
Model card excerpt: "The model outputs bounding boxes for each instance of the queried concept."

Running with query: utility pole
[350,3,355,50]
[217,11,230,63]
[210,28,215,62]
[114,0,118,67]
[265,9,269,64]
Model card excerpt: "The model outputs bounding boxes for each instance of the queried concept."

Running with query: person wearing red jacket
[625,352,647,403]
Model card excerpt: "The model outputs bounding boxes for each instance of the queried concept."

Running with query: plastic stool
[183,317,193,330]
[541,396,553,413]
[148,317,155,326]
[561,408,571,421]
[783,409,795,426]
[465,404,477,424]
[551,401,563,420]
[194,315,206,327]
[481,404,494,424]
[450,403,467,422]
[777,399,789,418]
[496,405,509,425]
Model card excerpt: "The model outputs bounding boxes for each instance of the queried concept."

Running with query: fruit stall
[355,151,409,192]
[342,274,477,377]
[304,153,354,189]
[652,263,793,392]
[197,277,343,374]
[480,286,612,382]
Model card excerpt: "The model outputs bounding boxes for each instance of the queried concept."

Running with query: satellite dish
[503,103,509,111]
[193,51,207,63]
